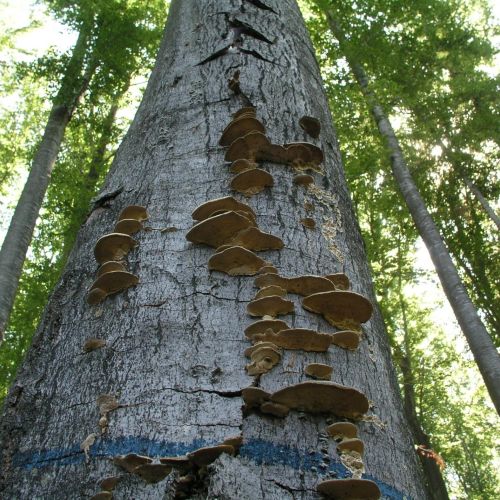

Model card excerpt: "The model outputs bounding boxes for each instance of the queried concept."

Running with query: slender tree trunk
[321,7,500,416]
[0,1,427,498]
[0,27,95,340]
[462,177,500,231]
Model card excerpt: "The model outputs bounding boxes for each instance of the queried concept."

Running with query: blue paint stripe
[10,436,408,499]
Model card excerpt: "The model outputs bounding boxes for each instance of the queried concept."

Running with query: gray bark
[0,1,427,498]
[463,177,500,231]
[322,8,500,416]
[0,28,94,340]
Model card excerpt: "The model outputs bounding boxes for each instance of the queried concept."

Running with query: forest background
[0,0,498,498]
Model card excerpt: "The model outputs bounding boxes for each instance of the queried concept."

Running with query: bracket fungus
[208,246,267,276]
[83,338,107,352]
[191,196,256,222]
[225,131,270,162]
[94,233,137,264]
[114,218,143,235]
[255,285,287,299]
[299,115,321,138]
[113,453,153,473]
[305,363,333,380]
[242,387,271,408]
[186,444,235,467]
[186,211,254,248]
[325,273,350,290]
[247,296,294,317]
[316,479,381,499]
[230,159,258,173]
[331,331,360,351]
[302,291,373,331]
[271,381,369,418]
[133,463,172,483]
[258,264,278,274]
[337,438,364,456]
[118,205,148,222]
[97,261,126,277]
[91,493,112,500]
[87,271,139,305]
[244,319,289,339]
[100,476,121,491]
[250,328,333,352]
[233,106,256,120]
[261,401,290,417]
[293,173,314,186]
[255,273,335,297]
[327,422,359,440]
[228,227,283,251]
[230,168,274,196]
[245,342,282,375]
[219,116,265,146]
[300,217,316,229]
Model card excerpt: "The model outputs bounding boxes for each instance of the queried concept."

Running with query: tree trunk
[320,7,500,416]
[0,1,427,498]
[0,26,95,340]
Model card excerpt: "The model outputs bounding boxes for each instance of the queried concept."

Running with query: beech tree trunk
[0,27,95,340]
[0,1,427,498]
[320,7,500,416]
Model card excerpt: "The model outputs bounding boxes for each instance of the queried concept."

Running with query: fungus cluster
[87,205,147,305]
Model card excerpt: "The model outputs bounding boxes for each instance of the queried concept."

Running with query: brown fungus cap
[87,271,139,305]
[302,291,373,328]
[261,401,290,417]
[208,246,267,276]
[225,131,270,162]
[192,196,256,222]
[245,344,282,375]
[247,296,294,317]
[255,285,287,299]
[316,478,381,499]
[242,387,270,408]
[253,328,332,352]
[233,107,256,120]
[100,476,121,491]
[133,463,172,483]
[337,438,364,456]
[91,493,112,500]
[258,264,278,274]
[113,453,152,473]
[228,227,283,252]
[83,338,106,352]
[223,435,243,451]
[270,381,369,418]
[305,363,333,380]
[114,218,143,235]
[220,116,265,146]
[97,261,126,277]
[300,217,316,229]
[326,422,359,440]
[255,273,335,297]
[244,319,289,339]
[94,233,137,264]
[331,331,360,350]
[284,142,324,165]
[186,211,253,248]
[118,205,148,222]
[230,159,258,173]
[230,168,274,197]
[299,116,321,138]
[325,273,350,290]
[293,174,314,186]
[159,456,191,471]
[187,444,234,467]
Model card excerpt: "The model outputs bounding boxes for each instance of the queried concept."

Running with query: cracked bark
[0,1,426,498]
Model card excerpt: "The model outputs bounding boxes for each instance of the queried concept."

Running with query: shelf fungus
[230,159,258,173]
[99,476,121,492]
[225,131,270,162]
[325,273,350,290]
[87,271,139,305]
[230,168,273,196]
[244,319,289,338]
[114,218,143,235]
[299,116,321,139]
[305,363,333,380]
[186,211,254,248]
[113,453,152,472]
[242,381,369,418]
[186,444,235,467]
[258,264,278,274]
[219,116,265,146]
[316,479,381,499]
[255,285,287,299]
[113,454,172,483]
[245,342,282,375]
[331,331,360,350]
[293,173,314,186]
[97,394,120,433]
[338,438,364,456]
[249,328,332,352]
[191,196,256,222]
[208,246,267,276]
[300,217,316,229]
[118,205,149,222]
[97,261,126,277]
[226,227,283,252]
[233,106,256,120]
[326,422,358,440]
[83,338,106,352]
[94,233,138,264]
[247,295,294,317]
[90,493,112,500]
[302,291,373,331]
[255,273,335,297]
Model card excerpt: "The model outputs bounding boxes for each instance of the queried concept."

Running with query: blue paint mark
[11,436,408,499]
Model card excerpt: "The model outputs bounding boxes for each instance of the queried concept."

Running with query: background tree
[0,0,428,498]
